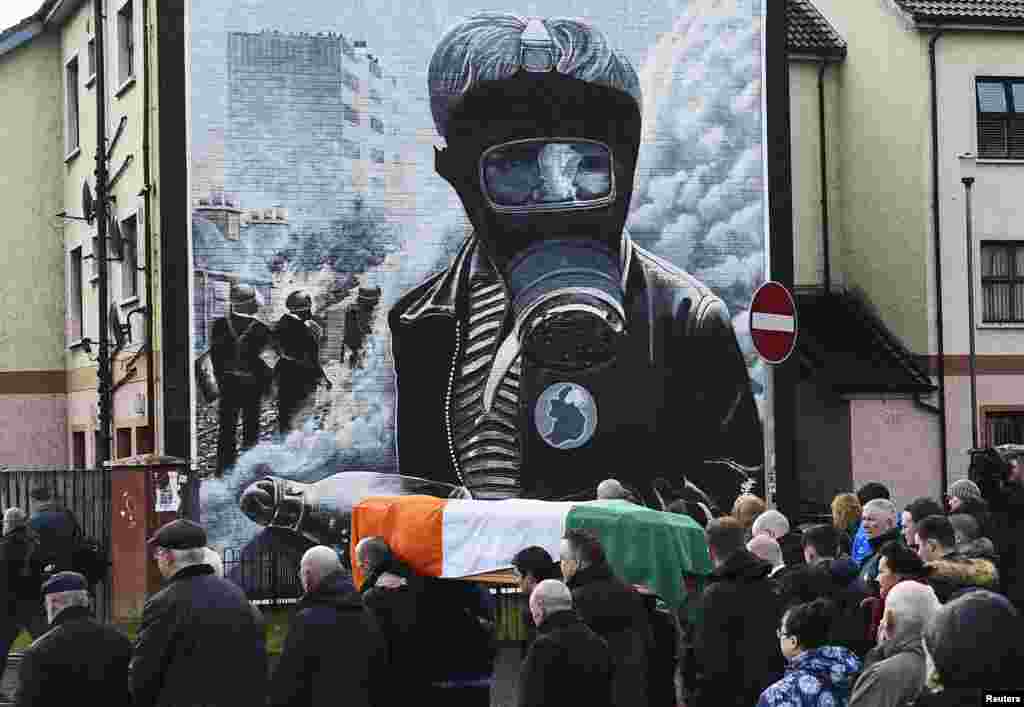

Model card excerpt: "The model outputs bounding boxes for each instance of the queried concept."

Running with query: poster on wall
[190,0,773,572]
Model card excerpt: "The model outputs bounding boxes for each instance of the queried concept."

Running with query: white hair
[886,581,940,634]
[167,547,207,568]
[751,509,790,539]
[45,589,91,623]
[597,479,628,500]
[864,498,898,520]
[747,534,784,568]
[3,507,25,535]
[302,545,343,587]
[203,548,224,578]
[531,579,573,615]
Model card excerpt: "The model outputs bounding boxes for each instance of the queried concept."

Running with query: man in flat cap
[130,519,267,707]
[14,571,132,706]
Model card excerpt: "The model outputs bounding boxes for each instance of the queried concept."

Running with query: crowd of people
[2,465,1024,706]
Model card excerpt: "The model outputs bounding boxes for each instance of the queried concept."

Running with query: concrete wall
[790,59,843,291]
[850,396,942,509]
[810,0,932,353]
[0,29,70,465]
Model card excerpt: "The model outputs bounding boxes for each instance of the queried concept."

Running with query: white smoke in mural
[630,1,766,308]
[630,0,767,413]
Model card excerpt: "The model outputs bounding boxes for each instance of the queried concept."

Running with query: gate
[0,466,112,621]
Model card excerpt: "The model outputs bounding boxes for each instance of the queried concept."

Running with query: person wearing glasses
[130,519,267,707]
[757,598,861,707]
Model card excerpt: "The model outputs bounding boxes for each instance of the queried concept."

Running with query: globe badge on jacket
[534,382,598,450]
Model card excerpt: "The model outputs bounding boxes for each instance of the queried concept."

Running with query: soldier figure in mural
[275,290,331,434]
[210,284,274,476]
[343,287,382,370]
[237,13,763,552]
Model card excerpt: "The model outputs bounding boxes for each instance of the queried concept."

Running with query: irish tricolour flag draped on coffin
[350,497,712,611]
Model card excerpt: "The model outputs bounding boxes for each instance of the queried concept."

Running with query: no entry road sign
[749,281,798,364]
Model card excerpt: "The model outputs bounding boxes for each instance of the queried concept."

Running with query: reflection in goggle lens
[482,141,612,208]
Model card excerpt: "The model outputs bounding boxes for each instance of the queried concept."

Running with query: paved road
[0,646,524,706]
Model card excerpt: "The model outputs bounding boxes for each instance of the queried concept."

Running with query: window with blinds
[977,78,1024,159]
[981,242,1024,322]
[987,412,1024,446]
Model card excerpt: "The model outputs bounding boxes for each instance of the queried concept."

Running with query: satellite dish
[108,214,123,259]
[82,182,94,224]
[109,301,129,350]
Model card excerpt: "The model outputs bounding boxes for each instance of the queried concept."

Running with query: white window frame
[69,246,85,345]
[116,0,136,94]
[119,212,140,303]
[64,53,81,160]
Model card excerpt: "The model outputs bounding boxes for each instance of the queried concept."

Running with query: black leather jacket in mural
[388,231,763,510]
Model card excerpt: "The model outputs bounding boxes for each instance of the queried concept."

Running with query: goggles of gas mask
[479,138,615,213]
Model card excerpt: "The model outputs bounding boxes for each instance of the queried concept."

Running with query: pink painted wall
[850,398,942,510]
[0,395,68,466]
[944,373,1024,484]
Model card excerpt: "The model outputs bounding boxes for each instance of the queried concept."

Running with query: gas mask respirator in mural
[476,138,628,413]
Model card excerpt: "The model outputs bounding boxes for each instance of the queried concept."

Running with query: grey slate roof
[788,0,847,58]
[895,0,1024,25]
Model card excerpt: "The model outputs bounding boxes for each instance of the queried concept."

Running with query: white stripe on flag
[441,499,576,578]
[751,312,795,333]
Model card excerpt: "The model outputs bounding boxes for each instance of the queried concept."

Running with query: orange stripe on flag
[350,495,446,589]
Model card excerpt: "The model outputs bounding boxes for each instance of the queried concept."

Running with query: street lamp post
[959,153,979,450]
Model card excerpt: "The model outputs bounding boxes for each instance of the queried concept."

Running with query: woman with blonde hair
[831,493,861,557]
[733,494,767,540]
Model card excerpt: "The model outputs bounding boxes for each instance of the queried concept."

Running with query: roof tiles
[788,0,847,58]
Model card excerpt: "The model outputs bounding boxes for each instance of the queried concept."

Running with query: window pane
[1015,283,1024,321]
[979,81,1008,112]
[990,246,1010,277]
[986,282,1013,321]
[978,117,1007,158]
[1013,84,1024,113]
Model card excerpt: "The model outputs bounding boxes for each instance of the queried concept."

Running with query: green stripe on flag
[565,500,713,614]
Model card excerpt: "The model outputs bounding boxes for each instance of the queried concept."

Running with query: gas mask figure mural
[386,13,764,508]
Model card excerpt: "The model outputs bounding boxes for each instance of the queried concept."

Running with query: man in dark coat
[14,572,132,707]
[270,546,386,707]
[777,523,870,657]
[389,14,762,508]
[209,283,274,474]
[858,499,903,590]
[355,537,428,703]
[691,517,783,707]
[975,446,1024,613]
[561,528,651,707]
[0,509,46,696]
[274,290,330,435]
[518,579,613,707]
[27,487,81,574]
[511,546,563,653]
[130,520,267,707]
[914,514,1000,602]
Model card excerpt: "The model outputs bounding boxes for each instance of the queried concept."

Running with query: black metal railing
[222,546,303,606]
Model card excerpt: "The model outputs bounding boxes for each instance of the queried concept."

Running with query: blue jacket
[851,515,903,566]
[757,646,862,707]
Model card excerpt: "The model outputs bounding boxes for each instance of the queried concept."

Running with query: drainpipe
[141,0,157,451]
[929,30,949,494]
[818,62,831,294]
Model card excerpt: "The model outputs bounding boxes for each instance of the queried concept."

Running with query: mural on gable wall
[189,0,772,578]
